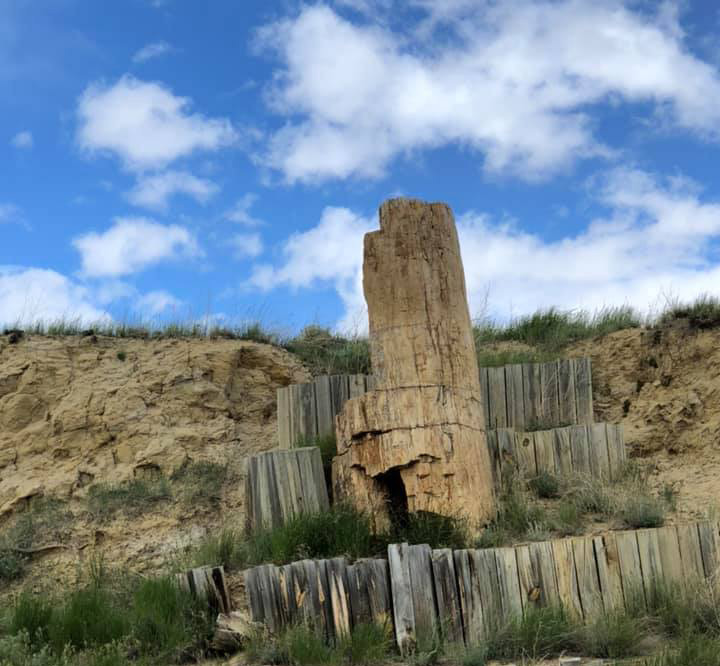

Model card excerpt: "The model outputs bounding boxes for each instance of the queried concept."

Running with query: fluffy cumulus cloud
[11,131,32,149]
[76,75,237,171]
[224,193,264,227]
[73,217,200,278]
[0,267,108,326]
[250,168,720,330]
[256,2,720,182]
[126,170,219,211]
[228,232,263,259]
[136,289,182,314]
[132,41,172,63]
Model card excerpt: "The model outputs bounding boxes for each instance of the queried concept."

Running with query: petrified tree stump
[332,198,496,530]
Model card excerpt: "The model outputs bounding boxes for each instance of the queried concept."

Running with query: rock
[210,610,260,653]
[333,199,497,530]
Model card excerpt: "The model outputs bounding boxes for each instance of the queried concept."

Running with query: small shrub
[476,486,549,548]
[115,351,126,362]
[0,549,26,582]
[660,294,720,330]
[189,528,245,571]
[552,501,584,536]
[284,326,371,376]
[580,609,645,659]
[643,634,720,666]
[392,512,470,551]
[87,477,170,522]
[528,471,561,499]
[340,621,393,665]
[461,644,489,666]
[621,495,666,529]
[660,482,680,511]
[565,476,615,517]
[284,624,338,666]
[11,594,53,647]
[170,460,227,508]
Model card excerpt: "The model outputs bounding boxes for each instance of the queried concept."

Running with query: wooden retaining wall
[487,423,626,483]
[244,522,720,652]
[277,359,593,448]
[245,447,330,532]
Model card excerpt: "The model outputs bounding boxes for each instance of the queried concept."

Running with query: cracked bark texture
[332,199,497,530]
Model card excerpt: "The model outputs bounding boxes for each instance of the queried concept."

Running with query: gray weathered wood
[495,547,523,620]
[388,543,416,655]
[557,359,577,425]
[479,367,490,430]
[346,558,391,628]
[348,374,367,399]
[676,523,705,584]
[277,386,292,448]
[432,549,464,644]
[637,529,665,603]
[528,541,560,608]
[574,357,593,424]
[514,431,537,477]
[572,537,603,618]
[487,366,508,429]
[551,539,583,620]
[246,447,329,532]
[314,376,334,437]
[593,534,625,612]
[553,426,573,476]
[178,565,232,616]
[330,375,350,420]
[615,531,645,608]
[656,526,684,586]
[408,544,438,651]
[505,364,525,429]
[697,521,720,579]
[496,428,518,475]
[474,548,501,633]
[588,422,611,480]
[326,557,351,639]
[605,424,626,479]
[454,549,484,646]
[534,430,556,475]
[522,363,542,427]
[485,429,501,487]
[540,361,560,426]
[569,425,590,475]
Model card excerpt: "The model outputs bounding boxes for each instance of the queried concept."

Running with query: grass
[246,621,393,666]
[477,465,675,548]
[2,567,215,665]
[659,293,720,330]
[86,477,171,522]
[169,460,227,509]
[283,325,371,376]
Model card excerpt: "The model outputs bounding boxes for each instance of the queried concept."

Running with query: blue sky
[3,0,720,333]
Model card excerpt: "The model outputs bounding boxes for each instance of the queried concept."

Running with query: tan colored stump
[332,198,496,531]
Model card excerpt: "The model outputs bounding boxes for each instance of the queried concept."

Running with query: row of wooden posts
[276,358,595,449]
[244,521,720,654]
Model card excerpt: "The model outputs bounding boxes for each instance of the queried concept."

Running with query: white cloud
[0,267,108,326]
[73,217,200,278]
[256,3,720,183]
[77,75,237,171]
[224,193,264,226]
[136,289,181,314]
[126,170,219,211]
[228,233,263,259]
[0,203,20,224]
[249,168,720,330]
[11,130,32,149]
[132,41,172,63]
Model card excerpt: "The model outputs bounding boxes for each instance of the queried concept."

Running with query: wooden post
[245,447,329,532]
[178,565,232,615]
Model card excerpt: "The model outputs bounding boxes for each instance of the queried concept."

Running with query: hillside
[1,318,719,609]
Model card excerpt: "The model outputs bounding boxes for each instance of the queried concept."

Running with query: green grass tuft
[283,325,371,376]
[660,293,720,330]
[170,460,227,509]
[87,477,171,522]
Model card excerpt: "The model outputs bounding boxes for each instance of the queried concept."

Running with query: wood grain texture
[431,549,464,644]
[572,537,603,618]
[540,361,560,426]
[505,364,525,429]
[557,359,577,425]
[552,539,583,620]
[314,376,334,437]
[593,534,625,612]
[454,549,485,646]
[487,366,508,429]
[574,357,593,424]
[676,523,705,584]
[388,543,416,655]
[408,544,439,650]
[277,386,292,449]
[615,531,645,608]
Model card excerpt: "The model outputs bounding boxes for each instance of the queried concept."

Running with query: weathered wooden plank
[314,376,334,437]
[277,387,292,448]
[485,429,502,487]
[676,523,705,584]
[487,366,508,429]
[326,557,351,639]
[348,374,367,399]
[388,543,416,655]
[553,426,573,476]
[431,549,463,645]
[514,431,537,477]
[454,549,484,646]
[528,541,560,608]
[588,422,611,480]
[540,361,560,427]
[572,537,603,618]
[179,565,232,616]
[551,539,583,620]
[279,564,298,625]
[697,521,720,580]
[329,375,350,421]
[365,559,392,626]
[569,425,590,475]
[505,364,525,429]
[656,526,684,586]
[515,546,537,611]
[593,534,625,612]
[473,548,502,633]
[557,359,577,426]
[346,561,370,627]
[615,531,645,609]
[366,375,377,391]
[533,430,556,475]
[248,564,285,634]
[605,424,626,479]
[479,367,491,430]
[408,544,438,650]
[495,547,523,620]
[574,357,593,424]
[522,363,543,428]
[636,529,665,605]
[496,428,518,475]
[295,447,330,515]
